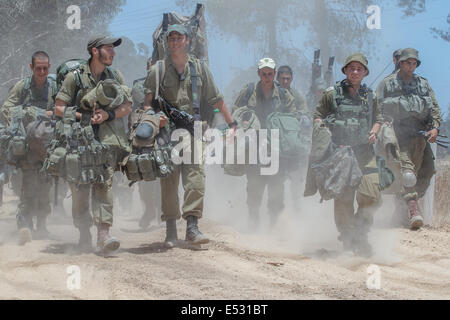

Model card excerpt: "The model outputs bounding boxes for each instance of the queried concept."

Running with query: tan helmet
[398,48,421,67]
[341,53,369,75]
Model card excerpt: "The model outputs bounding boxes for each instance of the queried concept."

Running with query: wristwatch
[227,120,238,129]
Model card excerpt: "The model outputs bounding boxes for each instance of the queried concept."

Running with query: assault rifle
[154,96,197,136]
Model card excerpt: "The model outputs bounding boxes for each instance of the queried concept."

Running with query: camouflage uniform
[377,50,442,205]
[2,76,56,231]
[143,54,223,222]
[131,77,161,227]
[56,62,127,230]
[313,53,383,254]
[233,81,296,222]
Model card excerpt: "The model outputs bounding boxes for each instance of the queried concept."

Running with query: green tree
[0,0,124,98]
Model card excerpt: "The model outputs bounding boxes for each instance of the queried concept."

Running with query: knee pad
[402,169,417,188]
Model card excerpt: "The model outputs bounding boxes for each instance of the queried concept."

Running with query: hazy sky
[109,0,450,111]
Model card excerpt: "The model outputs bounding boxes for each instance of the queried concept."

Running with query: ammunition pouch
[42,107,110,185]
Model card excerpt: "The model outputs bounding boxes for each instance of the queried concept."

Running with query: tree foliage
[0,0,125,99]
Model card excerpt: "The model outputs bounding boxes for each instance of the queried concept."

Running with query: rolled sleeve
[201,63,223,107]
[55,72,77,104]
[143,67,157,97]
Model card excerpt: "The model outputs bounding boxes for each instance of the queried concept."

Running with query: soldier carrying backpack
[0,51,56,245]
[51,35,132,254]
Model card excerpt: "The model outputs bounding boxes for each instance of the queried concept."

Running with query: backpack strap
[243,82,255,107]
[154,60,166,100]
[189,60,201,120]
[20,77,32,105]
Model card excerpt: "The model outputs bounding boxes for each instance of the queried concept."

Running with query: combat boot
[352,232,373,258]
[78,226,93,253]
[407,200,423,230]
[185,216,209,245]
[337,233,353,252]
[17,212,33,246]
[96,223,120,253]
[164,219,178,248]
[34,215,52,240]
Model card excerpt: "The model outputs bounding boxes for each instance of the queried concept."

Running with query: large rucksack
[266,112,303,159]
[151,3,208,63]
[56,59,87,91]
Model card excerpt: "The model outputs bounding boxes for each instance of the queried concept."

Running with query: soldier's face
[258,67,276,85]
[96,44,115,66]
[30,58,50,85]
[167,32,189,54]
[344,62,367,85]
[400,58,418,75]
[277,72,292,89]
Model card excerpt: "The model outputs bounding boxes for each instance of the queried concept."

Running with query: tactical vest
[381,75,433,131]
[123,109,174,184]
[325,81,372,148]
[42,107,110,185]
[21,75,57,110]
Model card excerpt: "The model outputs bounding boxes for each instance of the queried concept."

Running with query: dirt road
[0,171,449,300]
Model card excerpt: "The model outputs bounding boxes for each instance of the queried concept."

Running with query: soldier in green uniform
[143,24,236,248]
[391,49,402,74]
[233,58,297,229]
[313,53,383,256]
[1,51,56,245]
[377,48,442,230]
[54,36,131,252]
[131,58,162,229]
[276,65,311,211]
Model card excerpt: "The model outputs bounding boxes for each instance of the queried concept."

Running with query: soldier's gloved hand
[426,128,438,143]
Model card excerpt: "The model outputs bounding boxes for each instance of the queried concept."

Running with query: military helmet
[398,48,421,67]
[341,53,369,75]
[393,49,402,59]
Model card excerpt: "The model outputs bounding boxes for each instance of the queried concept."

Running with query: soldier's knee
[402,169,417,188]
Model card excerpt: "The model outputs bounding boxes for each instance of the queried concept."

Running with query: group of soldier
[0,22,443,258]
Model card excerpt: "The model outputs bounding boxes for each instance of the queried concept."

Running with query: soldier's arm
[143,65,157,110]
[428,83,442,129]
[284,89,297,114]
[313,90,334,122]
[425,81,442,142]
[369,98,383,144]
[1,80,25,125]
[54,72,79,118]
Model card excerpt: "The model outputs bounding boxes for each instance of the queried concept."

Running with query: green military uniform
[143,54,223,222]
[56,62,127,229]
[377,69,441,203]
[2,76,56,230]
[287,87,309,116]
[313,54,383,254]
[131,77,162,227]
[233,81,296,221]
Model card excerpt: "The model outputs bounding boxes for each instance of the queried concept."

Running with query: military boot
[34,215,52,240]
[185,216,209,245]
[164,219,178,248]
[351,230,373,258]
[337,232,354,252]
[78,226,93,253]
[96,223,120,253]
[407,200,423,230]
[17,212,33,246]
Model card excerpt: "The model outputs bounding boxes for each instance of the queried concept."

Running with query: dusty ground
[0,166,449,300]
